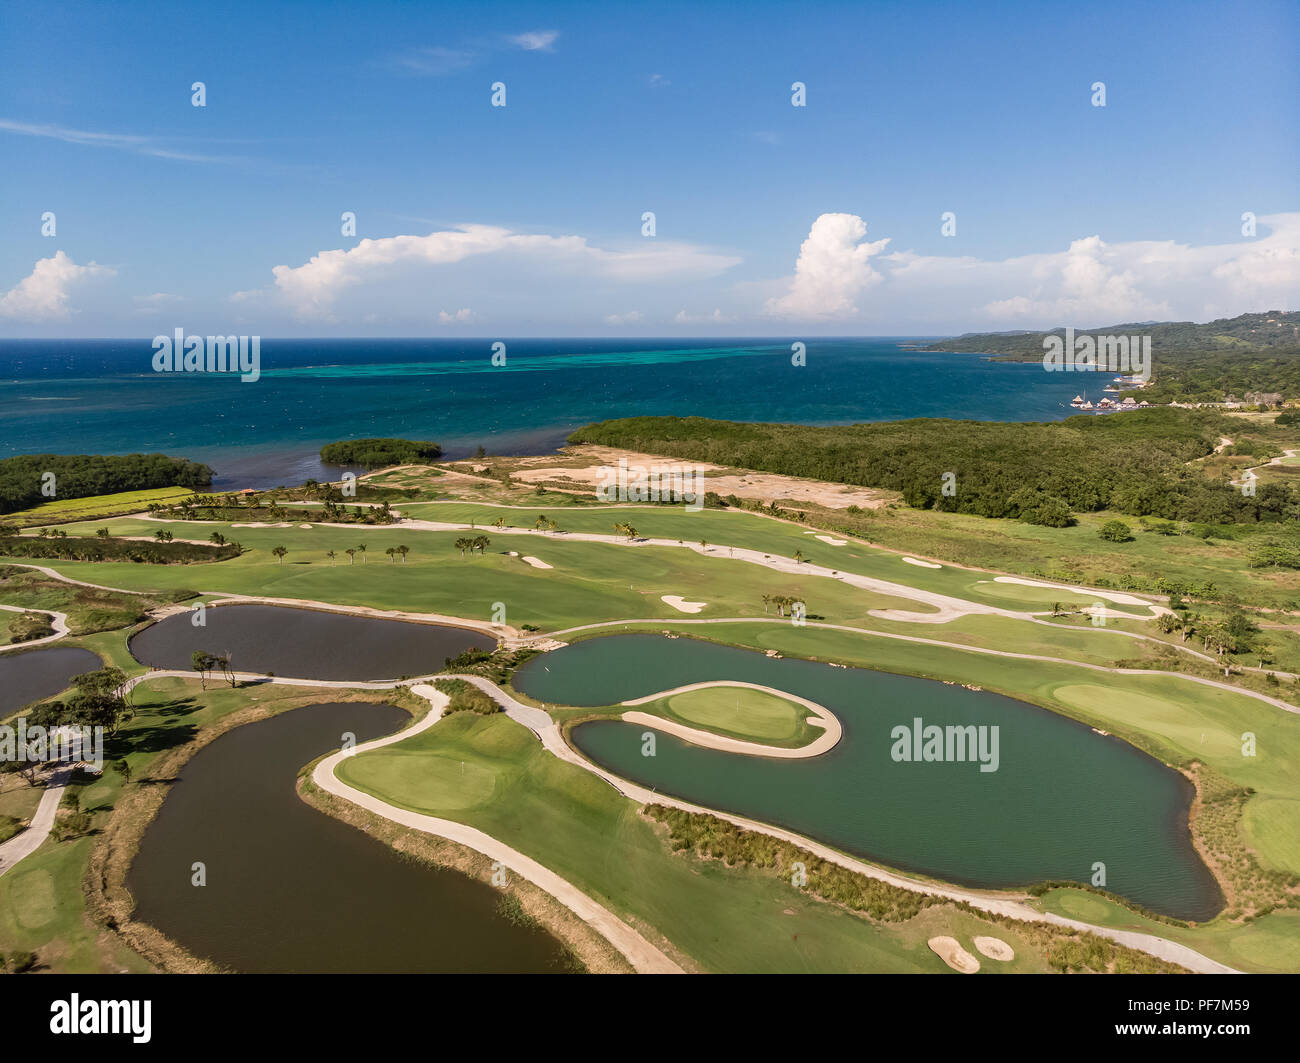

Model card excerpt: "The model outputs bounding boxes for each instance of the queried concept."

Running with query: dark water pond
[0,646,103,716]
[127,700,571,972]
[130,604,489,681]
[515,634,1222,921]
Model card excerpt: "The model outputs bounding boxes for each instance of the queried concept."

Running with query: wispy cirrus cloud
[392,29,559,76]
[0,118,287,171]
[510,30,559,51]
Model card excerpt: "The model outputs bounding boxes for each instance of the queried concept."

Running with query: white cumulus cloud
[0,251,114,321]
[438,307,476,324]
[261,223,740,319]
[764,213,891,318]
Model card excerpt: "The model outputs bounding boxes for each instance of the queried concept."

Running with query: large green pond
[514,635,1222,921]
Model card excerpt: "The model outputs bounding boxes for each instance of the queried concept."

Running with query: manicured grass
[338,710,1056,973]
[341,751,499,810]
[647,685,812,744]
[3,518,932,632]
[6,487,195,528]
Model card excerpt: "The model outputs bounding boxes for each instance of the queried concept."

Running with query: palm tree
[761,594,771,613]
[386,547,396,562]
[357,543,367,564]
[346,548,356,565]
[474,535,490,554]
[623,525,638,541]
[455,537,470,557]
[326,550,337,566]
[699,539,708,552]
[209,531,226,545]
[494,517,506,530]
[1256,641,1274,670]
[793,549,804,564]
[534,515,548,531]
[96,527,110,539]
[272,545,288,565]
[398,545,409,563]
[546,518,559,534]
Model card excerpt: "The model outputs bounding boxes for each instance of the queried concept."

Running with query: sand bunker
[661,595,707,613]
[927,936,980,973]
[973,936,1015,961]
[992,576,1146,606]
[813,535,847,546]
[520,556,553,569]
[232,522,294,528]
[299,523,313,528]
[902,556,942,569]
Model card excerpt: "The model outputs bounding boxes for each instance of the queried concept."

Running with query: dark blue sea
[0,338,1077,490]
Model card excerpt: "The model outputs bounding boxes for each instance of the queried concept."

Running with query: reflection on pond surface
[0,646,102,715]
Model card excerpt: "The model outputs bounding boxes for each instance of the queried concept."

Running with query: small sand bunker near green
[902,556,942,569]
[814,535,847,546]
[928,936,980,973]
[973,936,1014,961]
[662,595,707,613]
[521,556,553,569]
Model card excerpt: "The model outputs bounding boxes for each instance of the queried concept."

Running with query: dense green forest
[319,438,442,467]
[570,410,1297,525]
[0,454,213,515]
[923,311,1300,402]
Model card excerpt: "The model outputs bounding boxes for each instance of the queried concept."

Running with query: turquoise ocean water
[0,338,1078,489]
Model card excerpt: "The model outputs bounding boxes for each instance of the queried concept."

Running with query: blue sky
[0,0,1296,336]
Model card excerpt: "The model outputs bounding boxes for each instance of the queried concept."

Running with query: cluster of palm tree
[612,521,639,540]
[1153,606,1272,675]
[384,545,411,562]
[455,535,491,557]
[533,514,560,533]
[761,594,804,617]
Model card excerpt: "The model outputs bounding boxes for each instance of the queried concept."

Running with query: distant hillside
[924,311,1300,402]
[924,311,1300,359]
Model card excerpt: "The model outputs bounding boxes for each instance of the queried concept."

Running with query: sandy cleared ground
[903,556,942,569]
[508,445,891,510]
[974,936,1015,961]
[928,936,980,973]
[661,595,707,613]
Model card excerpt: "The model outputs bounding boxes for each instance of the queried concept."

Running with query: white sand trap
[992,576,1147,606]
[928,936,980,973]
[299,523,313,528]
[973,936,1015,961]
[902,556,942,569]
[231,521,293,528]
[521,556,553,569]
[814,535,847,546]
[507,550,520,556]
[661,595,707,614]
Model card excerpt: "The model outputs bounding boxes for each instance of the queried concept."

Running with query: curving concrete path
[0,604,70,653]
[0,768,72,878]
